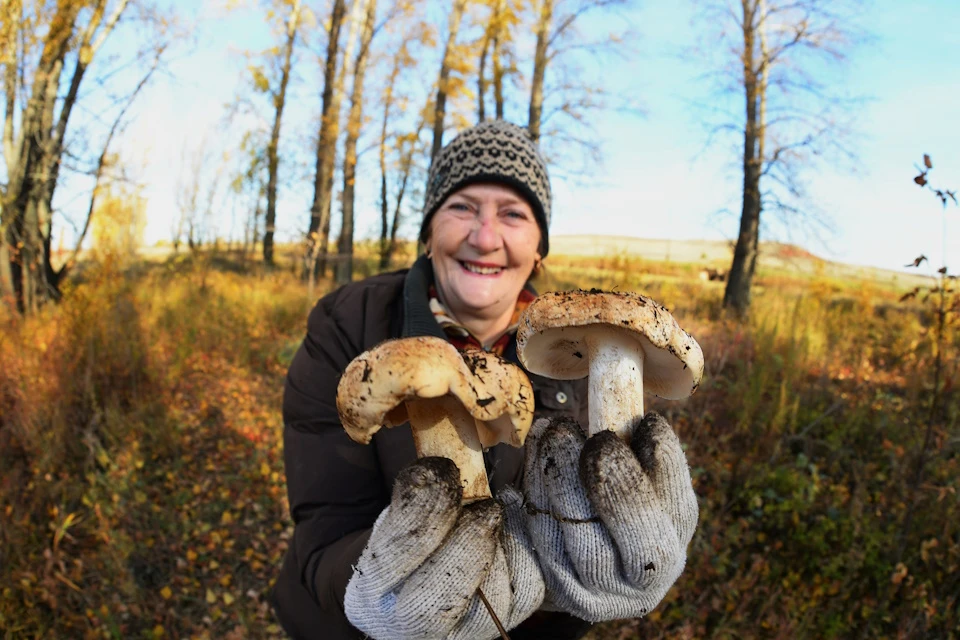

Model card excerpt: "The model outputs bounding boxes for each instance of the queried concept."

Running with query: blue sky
[112,0,960,277]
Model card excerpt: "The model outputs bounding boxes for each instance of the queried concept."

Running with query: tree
[477,0,517,120]
[335,0,377,285]
[707,0,861,316]
[429,0,468,164]
[263,0,303,265]
[229,130,268,260]
[0,0,170,313]
[375,7,432,269]
[306,0,348,277]
[489,0,514,119]
[524,0,635,172]
[305,0,374,282]
[527,0,552,142]
[175,138,225,253]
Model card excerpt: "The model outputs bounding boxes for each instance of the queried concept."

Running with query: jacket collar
[401,255,447,339]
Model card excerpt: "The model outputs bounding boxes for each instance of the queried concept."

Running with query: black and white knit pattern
[420,120,552,255]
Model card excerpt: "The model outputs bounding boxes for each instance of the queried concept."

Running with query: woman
[271,121,698,639]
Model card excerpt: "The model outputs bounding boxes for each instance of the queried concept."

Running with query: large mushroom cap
[517,290,704,399]
[336,336,477,444]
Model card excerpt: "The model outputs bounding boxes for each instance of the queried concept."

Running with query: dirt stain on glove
[630,413,663,475]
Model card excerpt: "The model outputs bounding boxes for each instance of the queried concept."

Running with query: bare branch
[59,45,163,279]
[53,0,132,162]
[89,0,131,58]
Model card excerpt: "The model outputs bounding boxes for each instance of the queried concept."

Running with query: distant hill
[549,235,934,289]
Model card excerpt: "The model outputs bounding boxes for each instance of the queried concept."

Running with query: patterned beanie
[420,120,552,256]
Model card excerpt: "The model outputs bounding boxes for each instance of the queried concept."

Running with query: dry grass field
[1,240,957,639]
[550,234,935,289]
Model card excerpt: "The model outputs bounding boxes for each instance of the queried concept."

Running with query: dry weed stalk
[895,154,958,564]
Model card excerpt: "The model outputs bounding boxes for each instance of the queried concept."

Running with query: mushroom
[516,290,704,439]
[336,336,535,503]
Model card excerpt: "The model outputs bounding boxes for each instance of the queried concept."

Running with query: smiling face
[425,183,542,331]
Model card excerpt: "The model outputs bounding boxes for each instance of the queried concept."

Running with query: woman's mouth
[459,260,504,276]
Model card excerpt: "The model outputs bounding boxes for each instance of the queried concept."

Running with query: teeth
[463,262,503,275]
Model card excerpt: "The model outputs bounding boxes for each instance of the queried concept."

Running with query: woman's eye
[505,210,528,220]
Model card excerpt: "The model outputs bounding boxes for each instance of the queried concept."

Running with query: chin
[458,288,499,307]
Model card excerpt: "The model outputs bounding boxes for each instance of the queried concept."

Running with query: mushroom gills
[405,395,491,503]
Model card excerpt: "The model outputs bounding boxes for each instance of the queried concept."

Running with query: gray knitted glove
[523,412,698,622]
[344,458,544,640]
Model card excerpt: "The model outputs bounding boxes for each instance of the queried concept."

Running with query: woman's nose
[469,210,503,252]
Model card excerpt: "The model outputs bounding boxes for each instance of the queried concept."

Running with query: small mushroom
[516,290,704,439]
[337,336,534,503]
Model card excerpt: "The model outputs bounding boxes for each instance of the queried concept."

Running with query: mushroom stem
[406,396,491,503]
[584,328,646,439]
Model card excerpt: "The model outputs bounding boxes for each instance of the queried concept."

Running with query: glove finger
[499,487,545,626]
[582,431,683,594]
[359,457,462,591]
[632,412,699,548]
[523,417,581,610]
[395,499,501,637]
[523,416,564,560]
[539,419,626,594]
[450,544,511,640]
[522,418,553,521]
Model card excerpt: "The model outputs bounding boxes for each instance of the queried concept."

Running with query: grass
[1,245,958,639]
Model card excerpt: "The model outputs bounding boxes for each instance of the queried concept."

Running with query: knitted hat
[420,120,552,256]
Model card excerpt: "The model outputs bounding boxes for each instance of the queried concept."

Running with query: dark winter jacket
[270,255,593,639]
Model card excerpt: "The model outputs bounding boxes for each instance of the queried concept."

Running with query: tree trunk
[378,61,396,270]
[317,0,366,277]
[3,0,79,312]
[336,0,376,285]
[492,0,505,120]
[376,36,410,269]
[389,118,425,263]
[378,165,389,268]
[0,235,14,310]
[430,0,468,164]
[477,30,490,121]
[38,0,128,295]
[307,0,348,281]
[723,0,764,317]
[264,0,301,266]
[528,0,553,142]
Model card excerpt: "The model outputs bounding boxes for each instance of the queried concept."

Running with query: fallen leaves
[0,267,301,638]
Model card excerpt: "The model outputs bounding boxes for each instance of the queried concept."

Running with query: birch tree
[335,0,377,285]
[229,131,267,259]
[305,0,348,277]
[489,0,515,119]
[429,0,468,164]
[527,0,552,143]
[263,0,303,265]
[376,8,431,269]
[477,0,517,120]
[525,0,633,171]
[704,0,862,316]
[307,0,370,281]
